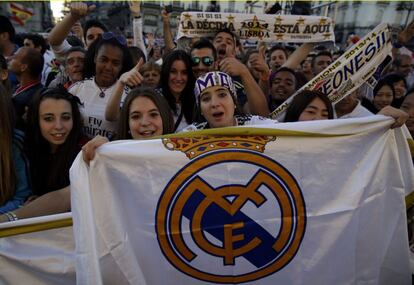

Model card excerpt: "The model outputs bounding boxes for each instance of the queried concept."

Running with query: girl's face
[373,85,394,110]
[143,69,160,89]
[200,85,235,128]
[394,80,407,99]
[39,98,73,152]
[168,60,188,98]
[128,96,163,139]
[95,44,123,87]
[298,97,329,121]
[269,49,287,71]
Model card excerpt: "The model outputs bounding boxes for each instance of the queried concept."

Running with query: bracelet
[5,211,18,222]
[133,15,141,19]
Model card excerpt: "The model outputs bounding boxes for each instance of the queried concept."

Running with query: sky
[50,0,64,20]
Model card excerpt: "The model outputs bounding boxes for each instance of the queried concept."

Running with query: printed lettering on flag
[270,23,393,120]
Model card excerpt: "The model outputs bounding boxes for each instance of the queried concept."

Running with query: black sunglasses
[102,32,127,46]
[192,56,214,67]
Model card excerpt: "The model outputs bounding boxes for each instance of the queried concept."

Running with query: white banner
[0,213,75,285]
[271,23,393,120]
[177,12,335,43]
[71,117,413,285]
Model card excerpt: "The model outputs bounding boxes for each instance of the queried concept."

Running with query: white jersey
[69,78,129,139]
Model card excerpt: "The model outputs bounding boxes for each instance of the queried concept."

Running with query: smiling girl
[83,87,174,162]
[26,86,86,196]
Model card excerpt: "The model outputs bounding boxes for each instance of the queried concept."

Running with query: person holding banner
[82,87,174,163]
[185,71,276,131]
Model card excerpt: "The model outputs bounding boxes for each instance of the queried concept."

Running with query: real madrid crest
[156,135,306,283]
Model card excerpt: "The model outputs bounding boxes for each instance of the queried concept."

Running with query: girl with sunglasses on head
[0,83,31,218]
[69,32,134,140]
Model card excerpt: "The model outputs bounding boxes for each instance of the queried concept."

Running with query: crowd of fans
[0,2,413,225]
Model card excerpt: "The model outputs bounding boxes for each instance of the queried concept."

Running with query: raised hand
[119,58,145,87]
[128,0,141,17]
[70,2,96,20]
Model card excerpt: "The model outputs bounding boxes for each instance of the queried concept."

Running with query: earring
[128,130,131,134]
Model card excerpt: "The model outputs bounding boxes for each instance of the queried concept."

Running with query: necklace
[98,85,107,98]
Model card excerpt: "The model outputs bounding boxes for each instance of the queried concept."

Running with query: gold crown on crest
[162,136,276,159]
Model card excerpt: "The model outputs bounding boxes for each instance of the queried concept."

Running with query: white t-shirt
[69,78,129,139]
[338,101,373,119]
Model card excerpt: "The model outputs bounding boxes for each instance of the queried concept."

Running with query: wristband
[5,211,18,222]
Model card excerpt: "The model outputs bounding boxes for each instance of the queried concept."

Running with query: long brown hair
[117,87,174,139]
[0,83,16,205]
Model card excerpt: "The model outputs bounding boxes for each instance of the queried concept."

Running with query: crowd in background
[0,1,413,230]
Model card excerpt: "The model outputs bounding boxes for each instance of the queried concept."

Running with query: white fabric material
[51,39,72,63]
[41,50,55,86]
[0,213,75,284]
[69,78,128,139]
[177,12,335,43]
[71,116,413,285]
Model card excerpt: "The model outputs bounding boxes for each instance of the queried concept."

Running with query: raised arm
[251,44,271,99]
[0,187,71,222]
[48,2,95,46]
[129,0,148,60]
[220,58,270,116]
[161,7,176,53]
[283,43,314,70]
[105,59,144,121]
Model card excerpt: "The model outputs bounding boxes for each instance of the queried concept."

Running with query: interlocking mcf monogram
[156,136,306,283]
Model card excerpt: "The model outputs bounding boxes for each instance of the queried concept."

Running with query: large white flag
[71,117,414,285]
